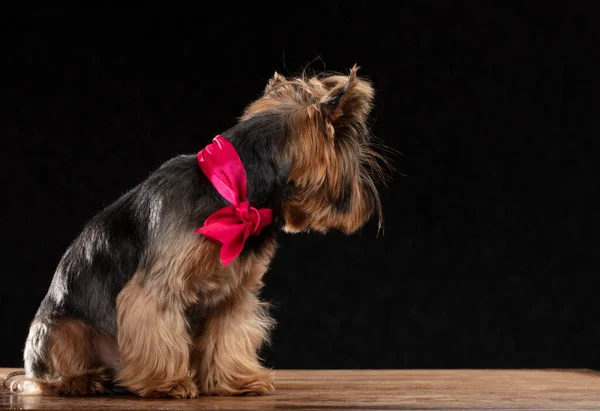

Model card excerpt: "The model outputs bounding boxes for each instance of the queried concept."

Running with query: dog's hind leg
[9,317,112,396]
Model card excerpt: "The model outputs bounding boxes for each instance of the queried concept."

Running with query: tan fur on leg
[47,319,109,396]
[115,273,198,398]
[114,234,227,398]
[9,318,109,396]
[193,258,275,396]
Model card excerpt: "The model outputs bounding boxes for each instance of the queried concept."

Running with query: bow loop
[195,136,273,266]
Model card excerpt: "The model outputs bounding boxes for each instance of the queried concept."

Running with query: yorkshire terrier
[7,65,388,398]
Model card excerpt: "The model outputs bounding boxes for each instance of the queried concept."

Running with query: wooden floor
[2,368,600,410]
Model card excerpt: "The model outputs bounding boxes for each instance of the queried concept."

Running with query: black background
[3,3,600,370]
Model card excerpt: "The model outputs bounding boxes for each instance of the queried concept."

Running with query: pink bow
[195,135,273,266]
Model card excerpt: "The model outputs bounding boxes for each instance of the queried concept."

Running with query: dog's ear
[319,65,360,121]
[264,71,286,95]
[319,65,373,123]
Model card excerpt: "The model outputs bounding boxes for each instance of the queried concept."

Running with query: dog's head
[242,66,389,234]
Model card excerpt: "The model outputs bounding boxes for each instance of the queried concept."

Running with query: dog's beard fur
[8,66,390,398]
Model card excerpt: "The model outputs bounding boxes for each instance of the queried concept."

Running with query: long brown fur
[9,65,389,398]
[245,65,387,234]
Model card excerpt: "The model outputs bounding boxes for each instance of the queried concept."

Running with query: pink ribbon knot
[195,136,273,266]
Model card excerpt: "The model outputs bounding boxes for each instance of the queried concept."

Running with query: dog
[7,65,388,398]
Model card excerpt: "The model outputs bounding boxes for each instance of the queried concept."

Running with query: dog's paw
[237,376,275,396]
[239,369,275,395]
[53,374,108,396]
[202,369,275,396]
[167,378,199,399]
[6,377,49,396]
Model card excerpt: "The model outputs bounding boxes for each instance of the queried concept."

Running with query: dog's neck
[219,113,289,223]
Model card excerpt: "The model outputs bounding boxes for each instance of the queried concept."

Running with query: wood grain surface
[1,368,600,410]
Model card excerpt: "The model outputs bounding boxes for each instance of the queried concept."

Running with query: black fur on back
[35,112,289,337]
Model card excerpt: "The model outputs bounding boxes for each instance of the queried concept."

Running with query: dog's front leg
[193,284,275,396]
[115,270,198,398]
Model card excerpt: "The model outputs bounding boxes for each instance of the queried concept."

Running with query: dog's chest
[186,242,276,333]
